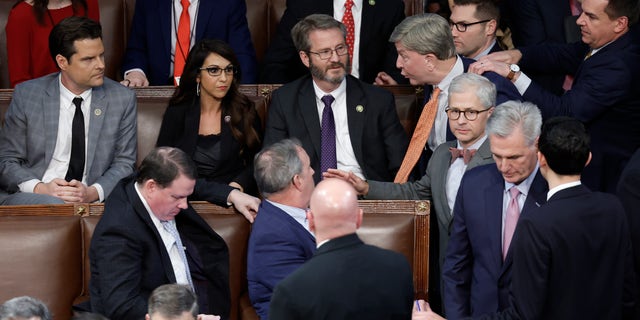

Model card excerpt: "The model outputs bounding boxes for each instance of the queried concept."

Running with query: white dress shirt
[446,135,487,213]
[427,56,464,151]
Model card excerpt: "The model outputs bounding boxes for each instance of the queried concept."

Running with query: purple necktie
[320,95,336,174]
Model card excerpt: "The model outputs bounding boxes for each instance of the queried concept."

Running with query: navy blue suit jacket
[520,32,640,192]
[479,185,636,319]
[443,164,547,318]
[247,200,316,319]
[123,0,257,84]
[259,0,405,84]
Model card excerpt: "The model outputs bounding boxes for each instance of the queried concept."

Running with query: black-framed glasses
[308,44,349,60]
[199,65,237,77]
[445,107,492,120]
[449,19,491,32]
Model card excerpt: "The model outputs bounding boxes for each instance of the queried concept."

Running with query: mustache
[327,62,346,69]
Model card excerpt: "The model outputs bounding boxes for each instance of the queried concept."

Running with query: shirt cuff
[513,72,532,95]
[92,183,105,202]
[124,68,146,79]
[19,179,41,193]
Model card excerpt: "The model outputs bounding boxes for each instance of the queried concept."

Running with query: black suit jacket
[520,32,640,192]
[156,98,262,195]
[618,148,640,318]
[480,185,636,319]
[269,233,414,320]
[259,0,405,84]
[89,176,231,320]
[263,75,408,183]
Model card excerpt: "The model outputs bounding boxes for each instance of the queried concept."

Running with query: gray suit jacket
[367,139,493,267]
[0,73,137,199]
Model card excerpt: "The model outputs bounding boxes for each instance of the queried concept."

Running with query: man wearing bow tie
[325,72,496,312]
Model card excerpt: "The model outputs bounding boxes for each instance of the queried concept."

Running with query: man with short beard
[263,14,408,184]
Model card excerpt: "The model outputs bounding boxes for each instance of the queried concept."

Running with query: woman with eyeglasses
[157,39,262,200]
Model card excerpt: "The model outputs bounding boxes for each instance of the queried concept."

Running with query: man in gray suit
[325,72,496,312]
[0,16,137,205]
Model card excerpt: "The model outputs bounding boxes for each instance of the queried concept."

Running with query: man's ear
[307,209,316,233]
[299,51,310,68]
[355,208,363,229]
[585,151,592,168]
[145,313,151,320]
[56,54,68,71]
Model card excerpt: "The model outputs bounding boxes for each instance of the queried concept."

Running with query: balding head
[308,179,363,244]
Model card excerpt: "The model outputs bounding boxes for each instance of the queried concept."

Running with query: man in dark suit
[269,178,414,320]
[472,0,640,193]
[443,101,548,318]
[325,72,496,313]
[618,148,640,317]
[420,117,636,319]
[450,0,504,60]
[0,17,136,205]
[248,139,317,319]
[260,0,405,84]
[263,14,409,183]
[121,0,257,86]
[375,13,520,177]
[89,147,230,320]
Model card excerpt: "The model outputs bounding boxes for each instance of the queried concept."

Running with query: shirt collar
[456,135,487,150]
[547,181,581,200]
[313,78,347,102]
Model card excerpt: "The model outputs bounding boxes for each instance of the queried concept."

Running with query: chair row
[0,0,425,88]
[0,200,430,320]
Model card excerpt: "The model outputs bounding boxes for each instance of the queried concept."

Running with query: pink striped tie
[502,187,520,260]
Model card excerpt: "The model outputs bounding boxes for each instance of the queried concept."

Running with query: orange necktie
[342,0,355,60]
[394,87,441,183]
[174,0,191,86]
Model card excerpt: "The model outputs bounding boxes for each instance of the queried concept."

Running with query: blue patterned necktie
[320,95,337,174]
[162,220,194,291]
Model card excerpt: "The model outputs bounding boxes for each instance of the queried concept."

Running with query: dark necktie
[320,95,337,174]
[66,97,85,182]
[449,147,477,165]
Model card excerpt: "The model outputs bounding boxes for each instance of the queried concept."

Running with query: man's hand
[374,71,399,86]
[323,169,369,195]
[412,300,446,320]
[227,189,260,223]
[197,314,221,320]
[121,70,149,87]
[34,179,98,203]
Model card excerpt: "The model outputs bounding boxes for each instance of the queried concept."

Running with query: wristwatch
[506,64,520,81]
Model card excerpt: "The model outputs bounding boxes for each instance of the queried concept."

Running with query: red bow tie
[449,147,477,165]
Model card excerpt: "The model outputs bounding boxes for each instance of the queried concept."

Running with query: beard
[309,56,351,85]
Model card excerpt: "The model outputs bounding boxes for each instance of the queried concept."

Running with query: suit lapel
[86,85,107,181]
[298,79,322,160]
[345,76,366,167]
[466,139,493,170]
[195,0,214,40]
[43,76,61,168]
[436,141,457,230]
[359,1,374,58]
[159,0,172,60]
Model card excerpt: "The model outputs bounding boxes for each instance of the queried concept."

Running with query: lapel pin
[94,109,102,116]
[356,105,364,112]
[368,0,375,5]
[224,115,231,123]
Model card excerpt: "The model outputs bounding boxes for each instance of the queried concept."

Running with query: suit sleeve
[227,0,257,83]
[442,174,473,318]
[262,89,289,147]
[121,0,151,74]
[92,90,137,198]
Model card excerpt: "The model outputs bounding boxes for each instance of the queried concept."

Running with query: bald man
[268,179,414,320]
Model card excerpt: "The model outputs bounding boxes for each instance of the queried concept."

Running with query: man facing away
[146,284,220,320]
[248,139,317,319]
[90,147,230,320]
[268,178,414,320]
[0,16,137,205]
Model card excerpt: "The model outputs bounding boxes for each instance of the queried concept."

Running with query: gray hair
[254,139,304,197]
[0,296,51,320]
[148,284,198,318]
[389,13,456,60]
[291,14,347,53]
[449,73,497,108]
[486,101,542,146]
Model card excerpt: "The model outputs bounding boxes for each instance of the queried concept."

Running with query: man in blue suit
[473,0,640,193]
[443,101,548,318]
[0,17,137,205]
[248,139,317,319]
[121,0,257,86]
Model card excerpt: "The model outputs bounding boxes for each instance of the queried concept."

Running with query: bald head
[308,179,363,243]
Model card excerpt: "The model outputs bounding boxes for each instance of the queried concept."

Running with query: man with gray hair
[374,13,520,180]
[0,296,51,320]
[263,13,408,184]
[247,139,317,319]
[442,101,548,318]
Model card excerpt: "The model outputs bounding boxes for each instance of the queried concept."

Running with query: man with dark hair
[146,284,220,320]
[473,0,640,193]
[0,296,51,320]
[449,0,503,59]
[89,147,230,320]
[248,139,316,319]
[0,16,137,205]
[420,117,636,319]
[263,14,408,184]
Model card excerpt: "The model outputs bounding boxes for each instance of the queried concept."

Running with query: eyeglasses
[449,19,491,32]
[445,107,492,120]
[199,65,237,77]
[308,44,349,60]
